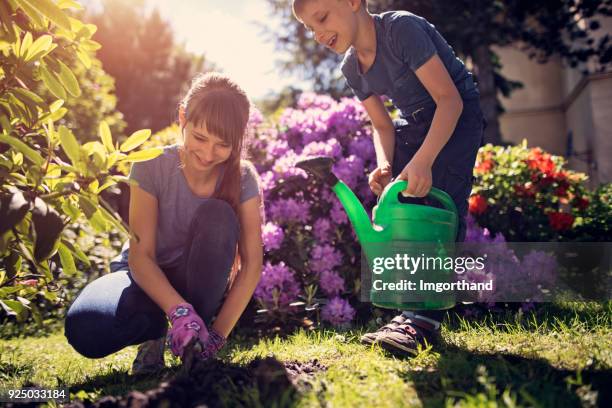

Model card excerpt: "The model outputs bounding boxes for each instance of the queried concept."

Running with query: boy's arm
[397,53,463,197]
[211,195,263,337]
[412,53,463,167]
[361,95,396,168]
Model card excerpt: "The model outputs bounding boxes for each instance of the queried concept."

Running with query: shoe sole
[376,337,419,357]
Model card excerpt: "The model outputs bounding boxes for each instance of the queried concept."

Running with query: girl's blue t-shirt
[341,11,478,115]
[117,144,260,268]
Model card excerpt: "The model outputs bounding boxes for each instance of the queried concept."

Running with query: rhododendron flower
[254,262,302,309]
[310,244,343,274]
[262,222,284,251]
[319,270,345,296]
[321,297,355,325]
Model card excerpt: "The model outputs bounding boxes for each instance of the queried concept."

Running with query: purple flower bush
[463,215,558,304]
[249,93,375,325]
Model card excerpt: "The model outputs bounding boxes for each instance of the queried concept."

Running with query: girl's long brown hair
[180,72,250,213]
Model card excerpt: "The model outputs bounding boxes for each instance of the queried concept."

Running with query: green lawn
[1,302,610,407]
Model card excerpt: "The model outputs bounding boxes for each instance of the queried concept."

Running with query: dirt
[59,357,327,408]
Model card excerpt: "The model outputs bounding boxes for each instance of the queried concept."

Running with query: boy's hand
[368,164,392,196]
[398,157,433,197]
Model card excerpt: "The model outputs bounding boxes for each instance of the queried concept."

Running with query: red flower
[548,211,574,231]
[475,159,494,174]
[514,182,536,198]
[469,195,487,215]
[554,185,568,198]
[574,196,590,211]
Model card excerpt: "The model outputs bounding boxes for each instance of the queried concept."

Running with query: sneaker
[374,315,440,357]
[360,314,407,345]
[131,337,166,375]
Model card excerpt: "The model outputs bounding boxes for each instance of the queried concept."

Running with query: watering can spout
[296,157,378,244]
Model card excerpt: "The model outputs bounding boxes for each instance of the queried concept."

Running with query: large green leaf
[119,129,151,152]
[0,133,44,166]
[58,125,80,166]
[24,34,55,62]
[18,0,71,30]
[98,121,114,152]
[57,60,80,97]
[124,147,163,163]
[39,65,66,100]
[57,241,77,276]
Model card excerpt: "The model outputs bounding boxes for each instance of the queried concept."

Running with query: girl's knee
[64,308,112,358]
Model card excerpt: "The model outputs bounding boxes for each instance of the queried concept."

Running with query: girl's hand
[200,328,227,360]
[166,302,209,358]
[398,157,433,197]
[368,164,392,196]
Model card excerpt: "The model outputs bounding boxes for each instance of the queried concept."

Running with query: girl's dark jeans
[64,199,239,358]
[391,96,485,243]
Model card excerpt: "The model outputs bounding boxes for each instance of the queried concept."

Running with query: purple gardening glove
[199,328,227,360]
[166,302,209,358]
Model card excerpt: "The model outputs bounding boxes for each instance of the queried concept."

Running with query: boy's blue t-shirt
[341,11,478,115]
[119,144,260,268]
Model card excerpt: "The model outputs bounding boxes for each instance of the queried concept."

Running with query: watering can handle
[378,180,458,215]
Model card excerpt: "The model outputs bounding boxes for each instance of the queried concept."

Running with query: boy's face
[295,0,361,54]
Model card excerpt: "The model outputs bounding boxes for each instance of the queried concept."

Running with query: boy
[293,0,484,356]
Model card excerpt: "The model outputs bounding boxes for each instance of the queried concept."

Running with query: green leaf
[57,242,77,276]
[57,60,80,97]
[57,0,83,10]
[39,65,66,100]
[0,133,44,166]
[24,34,55,62]
[60,238,90,267]
[18,0,71,30]
[124,147,163,163]
[20,32,33,58]
[120,129,151,152]
[14,0,46,28]
[58,125,80,166]
[12,87,45,107]
[75,48,91,69]
[99,121,114,152]
[0,299,26,317]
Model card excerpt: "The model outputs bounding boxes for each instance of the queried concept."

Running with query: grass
[0,301,610,407]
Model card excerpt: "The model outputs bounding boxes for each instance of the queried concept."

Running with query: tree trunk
[473,45,502,145]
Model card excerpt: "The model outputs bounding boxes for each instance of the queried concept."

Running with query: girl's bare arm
[211,195,263,337]
[127,185,185,314]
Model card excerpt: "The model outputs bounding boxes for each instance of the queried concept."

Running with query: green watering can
[297,156,458,311]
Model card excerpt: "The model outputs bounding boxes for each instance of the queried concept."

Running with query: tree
[87,0,208,134]
[0,0,160,322]
[265,0,612,144]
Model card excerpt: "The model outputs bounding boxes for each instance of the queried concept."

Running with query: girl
[65,73,263,373]
[293,0,485,356]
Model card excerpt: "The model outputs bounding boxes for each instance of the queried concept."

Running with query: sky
[140,0,303,99]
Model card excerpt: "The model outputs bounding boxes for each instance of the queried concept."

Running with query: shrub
[0,0,159,323]
[470,141,609,241]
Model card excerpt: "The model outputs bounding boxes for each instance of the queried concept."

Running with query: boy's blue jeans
[64,199,239,358]
[392,96,485,320]
[391,96,485,243]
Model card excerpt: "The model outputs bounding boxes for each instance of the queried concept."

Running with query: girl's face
[295,0,361,54]
[182,121,233,172]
